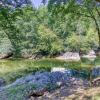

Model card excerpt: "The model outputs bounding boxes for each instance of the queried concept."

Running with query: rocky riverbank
[0,67,100,100]
[0,70,89,100]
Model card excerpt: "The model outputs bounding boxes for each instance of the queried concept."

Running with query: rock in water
[51,67,66,72]
[82,50,96,61]
[92,66,100,78]
[0,78,6,87]
[56,52,80,61]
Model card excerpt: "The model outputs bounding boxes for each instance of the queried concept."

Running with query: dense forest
[0,0,100,58]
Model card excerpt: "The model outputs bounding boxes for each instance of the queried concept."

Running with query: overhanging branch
[71,11,92,18]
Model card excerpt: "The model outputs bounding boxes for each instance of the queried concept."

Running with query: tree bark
[88,9,100,49]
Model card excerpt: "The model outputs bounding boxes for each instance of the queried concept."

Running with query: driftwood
[92,77,100,87]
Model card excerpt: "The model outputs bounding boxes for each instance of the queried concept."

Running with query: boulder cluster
[0,70,89,98]
[0,67,100,99]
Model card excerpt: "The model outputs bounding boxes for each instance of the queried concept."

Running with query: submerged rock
[0,78,6,87]
[92,66,100,78]
[52,68,89,78]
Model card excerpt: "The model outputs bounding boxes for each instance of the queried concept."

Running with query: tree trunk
[88,9,100,49]
[93,18,100,49]
[97,29,100,49]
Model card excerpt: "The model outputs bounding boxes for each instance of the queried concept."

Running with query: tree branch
[71,11,92,18]
[95,7,100,17]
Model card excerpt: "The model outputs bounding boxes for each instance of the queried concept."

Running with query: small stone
[51,67,65,72]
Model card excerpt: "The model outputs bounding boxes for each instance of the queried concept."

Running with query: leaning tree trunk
[93,17,100,49]
[95,7,100,49]
[0,8,22,57]
[88,9,100,50]
[97,30,100,49]
[93,19,100,55]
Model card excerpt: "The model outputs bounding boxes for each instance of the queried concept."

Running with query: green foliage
[65,32,97,52]
[48,0,100,48]
[65,33,83,52]
[34,25,63,55]
[0,2,99,57]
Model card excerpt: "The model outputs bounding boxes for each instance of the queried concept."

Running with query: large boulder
[0,78,6,87]
[0,70,89,99]
[56,52,80,61]
[82,50,96,60]
[21,49,33,58]
[52,67,89,78]
[92,66,100,78]
[0,52,13,59]
[29,54,43,60]
[95,48,100,56]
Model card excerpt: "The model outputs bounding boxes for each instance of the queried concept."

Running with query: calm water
[0,57,100,83]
